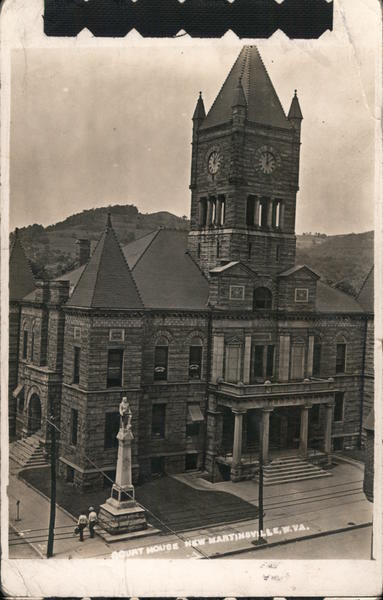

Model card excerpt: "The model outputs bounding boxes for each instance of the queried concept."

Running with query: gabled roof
[9,230,36,302]
[279,264,320,280]
[356,266,374,312]
[201,45,292,131]
[66,215,143,309]
[209,261,256,277]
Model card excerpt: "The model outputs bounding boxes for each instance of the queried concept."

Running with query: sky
[9,1,379,235]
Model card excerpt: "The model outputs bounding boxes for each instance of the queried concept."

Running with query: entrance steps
[259,455,332,486]
[9,433,49,469]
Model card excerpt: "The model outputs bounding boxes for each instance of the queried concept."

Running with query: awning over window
[13,384,24,398]
[187,404,204,423]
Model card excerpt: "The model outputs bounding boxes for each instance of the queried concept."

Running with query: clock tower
[187,46,303,281]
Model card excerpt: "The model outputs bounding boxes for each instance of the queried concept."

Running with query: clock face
[255,145,281,174]
[208,150,222,175]
[259,150,276,174]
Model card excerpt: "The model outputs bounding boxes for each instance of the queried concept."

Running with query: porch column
[243,335,252,384]
[232,410,246,478]
[279,335,290,382]
[261,408,273,464]
[299,405,311,458]
[324,402,334,465]
[254,197,260,227]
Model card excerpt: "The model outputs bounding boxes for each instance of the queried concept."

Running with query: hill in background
[11,204,373,296]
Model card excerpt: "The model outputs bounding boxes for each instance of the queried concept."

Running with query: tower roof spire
[288,89,303,120]
[192,91,206,121]
[201,45,291,130]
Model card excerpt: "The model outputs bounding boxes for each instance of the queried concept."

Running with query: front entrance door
[28,394,42,434]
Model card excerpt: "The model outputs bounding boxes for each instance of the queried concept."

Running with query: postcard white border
[1,0,382,597]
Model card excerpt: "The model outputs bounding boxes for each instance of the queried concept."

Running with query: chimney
[76,239,91,266]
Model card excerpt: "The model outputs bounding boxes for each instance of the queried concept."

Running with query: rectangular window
[199,198,207,227]
[23,331,28,359]
[109,329,125,342]
[229,285,245,300]
[291,344,305,380]
[107,348,123,387]
[225,345,241,383]
[154,346,168,381]
[334,392,344,422]
[313,343,321,377]
[74,326,81,340]
[189,345,202,379]
[266,345,275,378]
[336,343,346,374]
[70,408,78,446]
[253,346,264,378]
[295,288,309,303]
[186,422,200,437]
[104,412,120,449]
[260,198,269,228]
[152,404,166,438]
[275,245,280,263]
[73,347,81,385]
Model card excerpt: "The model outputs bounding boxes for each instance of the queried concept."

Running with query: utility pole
[47,415,56,558]
[253,414,267,546]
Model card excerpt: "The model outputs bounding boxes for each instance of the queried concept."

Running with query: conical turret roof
[288,90,303,120]
[67,214,143,309]
[193,92,206,121]
[201,46,292,130]
[9,230,36,302]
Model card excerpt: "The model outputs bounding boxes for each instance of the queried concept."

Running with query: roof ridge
[357,264,374,298]
[253,46,290,127]
[109,223,144,306]
[184,248,209,282]
[132,229,161,272]
[204,47,247,126]
[73,231,103,307]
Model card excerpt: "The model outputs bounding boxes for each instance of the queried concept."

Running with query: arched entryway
[28,393,42,434]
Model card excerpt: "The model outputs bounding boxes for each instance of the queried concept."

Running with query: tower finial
[106,212,112,230]
[294,89,297,96]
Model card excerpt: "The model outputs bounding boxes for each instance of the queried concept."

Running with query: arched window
[253,287,272,310]
[189,337,203,380]
[154,336,169,381]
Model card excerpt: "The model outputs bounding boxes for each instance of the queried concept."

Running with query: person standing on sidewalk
[77,512,88,542]
[88,506,98,539]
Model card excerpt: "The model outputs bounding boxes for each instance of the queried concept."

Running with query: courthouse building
[10,46,374,490]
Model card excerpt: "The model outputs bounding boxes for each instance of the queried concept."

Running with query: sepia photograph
[1,0,382,597]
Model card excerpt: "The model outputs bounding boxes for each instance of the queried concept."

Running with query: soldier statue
[119,397,132,430]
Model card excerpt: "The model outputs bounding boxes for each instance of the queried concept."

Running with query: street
[230,526,373,559]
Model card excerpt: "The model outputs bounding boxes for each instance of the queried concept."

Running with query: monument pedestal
[98,410,148,536]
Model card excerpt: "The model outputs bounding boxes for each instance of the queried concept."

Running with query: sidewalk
[8,459,372,559]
